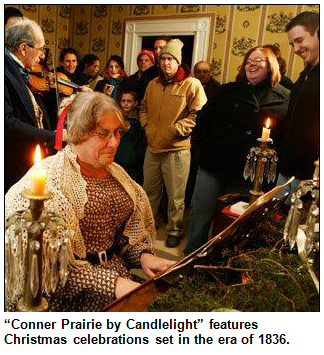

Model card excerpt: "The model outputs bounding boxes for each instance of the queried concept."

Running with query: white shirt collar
[10,52,25,68]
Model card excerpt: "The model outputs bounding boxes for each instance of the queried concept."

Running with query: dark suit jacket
[279,64,319,180]
[5,51,55,192]
[203,76,221,101]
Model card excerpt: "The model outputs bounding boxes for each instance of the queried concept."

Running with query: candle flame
[265,118,271,129]
[34,145,42,169]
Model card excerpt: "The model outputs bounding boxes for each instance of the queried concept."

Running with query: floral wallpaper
[266,12,294,33]
[14,4,72,67]
[9,4,318,82]
[180,5,201,13]
[93,5,108,18]
[132,5,151,16]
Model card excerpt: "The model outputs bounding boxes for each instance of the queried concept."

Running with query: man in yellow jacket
[140,39,207,247]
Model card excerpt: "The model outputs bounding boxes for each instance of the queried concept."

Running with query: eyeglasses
[245,58,267,66]
[27,44,45,54]
[91,128,125,141]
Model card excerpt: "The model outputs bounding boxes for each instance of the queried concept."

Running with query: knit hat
[160,39,183,64]
[137,49,155,65]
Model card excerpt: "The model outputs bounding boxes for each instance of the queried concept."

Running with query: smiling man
[140,39,207,247]
[277,11,319,196]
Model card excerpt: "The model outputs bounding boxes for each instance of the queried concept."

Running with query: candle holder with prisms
[283,160,319,293]
[5,189,73,312]
[243,138,278,204]
[284,160,319,256]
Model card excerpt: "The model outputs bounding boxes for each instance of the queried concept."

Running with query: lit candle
[261,118,271,141]
[30,145,47,196]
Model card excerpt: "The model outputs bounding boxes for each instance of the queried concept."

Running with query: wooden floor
[153,219,187,261]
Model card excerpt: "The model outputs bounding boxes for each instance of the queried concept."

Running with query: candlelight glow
[31,145,47,196]
[34,145,42,169]
[261,118,271,141]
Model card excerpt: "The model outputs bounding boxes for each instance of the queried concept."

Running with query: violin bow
[51,40,61,114]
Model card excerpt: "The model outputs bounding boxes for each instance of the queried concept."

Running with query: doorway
[123,16,212,75]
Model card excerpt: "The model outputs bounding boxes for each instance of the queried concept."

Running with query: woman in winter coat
[184,46,290,255]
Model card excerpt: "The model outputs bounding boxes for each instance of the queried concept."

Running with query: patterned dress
[49,174,149,311]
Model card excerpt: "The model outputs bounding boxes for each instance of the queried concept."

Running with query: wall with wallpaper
[11,4,319,83]
[9,5,73,69]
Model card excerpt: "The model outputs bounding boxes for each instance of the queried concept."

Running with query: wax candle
[30,145,47,196]
[261,118,271,141]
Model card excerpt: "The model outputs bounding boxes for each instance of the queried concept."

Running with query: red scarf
[159,65,191,85]
[55,105,69,151]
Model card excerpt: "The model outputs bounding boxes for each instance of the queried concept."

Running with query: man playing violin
[5,17,56,192]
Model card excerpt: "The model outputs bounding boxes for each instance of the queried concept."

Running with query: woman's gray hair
[5,17,43,52]
[61,92,129,145]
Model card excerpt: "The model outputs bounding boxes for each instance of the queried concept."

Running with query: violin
[27,63,52,94]
[28,63,81,96]
[56,72,81,96]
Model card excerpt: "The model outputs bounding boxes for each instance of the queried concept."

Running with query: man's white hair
[5,17,44,53]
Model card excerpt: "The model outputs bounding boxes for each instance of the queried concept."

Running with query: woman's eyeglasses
[91,128,125,140]
[245,58,267,66]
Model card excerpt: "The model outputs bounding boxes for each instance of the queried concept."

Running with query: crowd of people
[4,7,319,311]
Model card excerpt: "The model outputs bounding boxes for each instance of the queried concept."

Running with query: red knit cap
[137,49,155,65]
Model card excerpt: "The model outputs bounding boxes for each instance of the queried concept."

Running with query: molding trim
[123,15,213,74]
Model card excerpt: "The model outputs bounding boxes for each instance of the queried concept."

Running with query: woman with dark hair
[45,48,91,129]
[74,54,102,88]
[56,47,80,81]
[184,46,290,255]
[94,55,127,101]
[263,44,294,90]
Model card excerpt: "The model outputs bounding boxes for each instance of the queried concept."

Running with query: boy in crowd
[115,91,146,185]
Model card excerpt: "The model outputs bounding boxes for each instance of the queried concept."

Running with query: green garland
[149,214,319,312]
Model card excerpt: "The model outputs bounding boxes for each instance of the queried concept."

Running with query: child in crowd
[114,91,146,185]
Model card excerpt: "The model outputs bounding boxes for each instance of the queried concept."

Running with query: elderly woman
[5,92,173,311]
[184,46,290,255]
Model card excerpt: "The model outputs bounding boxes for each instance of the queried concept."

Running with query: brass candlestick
[5,189,72,312]
[243,138,278,204]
